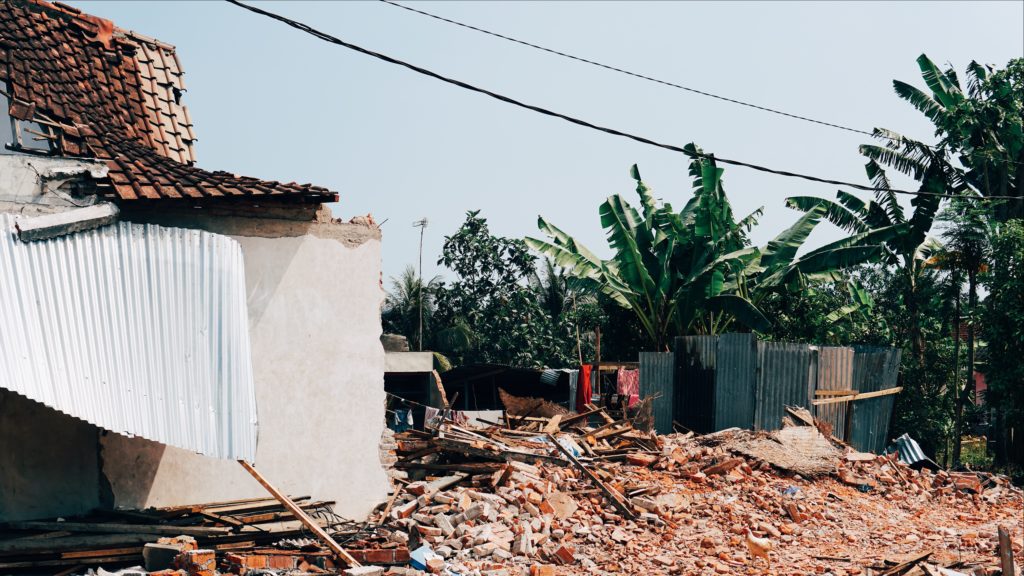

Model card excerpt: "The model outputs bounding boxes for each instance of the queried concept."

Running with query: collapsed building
[0,0,388,522]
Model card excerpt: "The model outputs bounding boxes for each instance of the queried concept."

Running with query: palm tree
[383,265,442,349]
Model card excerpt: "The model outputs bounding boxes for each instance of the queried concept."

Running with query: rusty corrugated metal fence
[0,215,257,460]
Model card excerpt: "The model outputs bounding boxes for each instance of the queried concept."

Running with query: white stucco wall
[101,220,389,520]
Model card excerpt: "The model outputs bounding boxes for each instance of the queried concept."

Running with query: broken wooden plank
[998,526,1015,576]
[238,460,361,568]
[0,534,160,556]
[0,521,229,537]
[877,551,932,576]
[812,387,903,406]
[545,433,636,521]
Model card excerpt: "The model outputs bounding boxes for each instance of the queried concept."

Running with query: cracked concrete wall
[101,214,389,520]
[0,155,107,209]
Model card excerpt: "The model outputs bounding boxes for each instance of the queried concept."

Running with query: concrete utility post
[413,218,428,351]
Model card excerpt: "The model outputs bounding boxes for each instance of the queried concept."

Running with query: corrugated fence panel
[714,333,757,431]
[674,336,717,433]
[815,347,855,441]
[755,342,816,431]
[639,352,675,435]
[0,215,256,461]
[849,346,902,454]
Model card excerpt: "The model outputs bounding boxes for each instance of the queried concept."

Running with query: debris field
[1,403,1020,576]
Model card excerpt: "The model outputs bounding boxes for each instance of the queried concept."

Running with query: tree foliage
[528,146,890,350]
[983,221,1024,464]
[382,265,442,349]
[432,211,578,367]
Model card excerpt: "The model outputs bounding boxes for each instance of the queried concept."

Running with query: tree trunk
[952,270,978,468]
[948,277,961,468]
[906,270,925,367]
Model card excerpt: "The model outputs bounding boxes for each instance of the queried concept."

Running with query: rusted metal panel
[674,336,717,433]
[754,342,816,431]
[714,333,757,431]
[639,352,675,435]
[849,346,902,454]
[814,347,855,441]
[0,215,256,460]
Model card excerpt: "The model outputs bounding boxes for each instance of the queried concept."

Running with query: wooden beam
[998,526,1015,576]
[812,387,903,406]
[0,521,229,537]
[238,460,360,568]
[545,433,636,520]
[814,389,858,397]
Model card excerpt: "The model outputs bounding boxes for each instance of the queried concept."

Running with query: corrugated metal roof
[0,214,256,460]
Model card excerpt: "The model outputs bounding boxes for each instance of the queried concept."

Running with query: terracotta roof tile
[0,0,337,204]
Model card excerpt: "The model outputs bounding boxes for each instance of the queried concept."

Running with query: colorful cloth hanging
[617,367,640,409]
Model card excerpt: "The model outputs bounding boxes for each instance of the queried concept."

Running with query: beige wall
[101,215,389,520]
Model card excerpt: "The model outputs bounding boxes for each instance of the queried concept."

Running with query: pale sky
[77,1,1024,283]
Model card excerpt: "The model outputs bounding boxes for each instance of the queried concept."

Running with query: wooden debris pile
[0,496,390,574]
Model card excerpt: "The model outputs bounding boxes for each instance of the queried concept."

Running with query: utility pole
[413,218,428,351]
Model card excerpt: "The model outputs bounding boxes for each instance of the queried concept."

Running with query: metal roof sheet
[0,214,256,460]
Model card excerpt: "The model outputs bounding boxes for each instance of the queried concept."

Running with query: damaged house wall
[0,156,111,522]
[100,211,390,521]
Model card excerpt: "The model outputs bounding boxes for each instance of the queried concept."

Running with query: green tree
[934,197,993,466]
[984,221,1024,465]
[433,211,574,367]
[527,145,891,350]
[382,265,442,349]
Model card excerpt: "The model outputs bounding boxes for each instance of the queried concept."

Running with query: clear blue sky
[77,1,1024,283]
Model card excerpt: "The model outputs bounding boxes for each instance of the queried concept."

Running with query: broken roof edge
[1,0,342,204]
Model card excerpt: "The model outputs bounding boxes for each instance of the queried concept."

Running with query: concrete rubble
[1,404,1020,576]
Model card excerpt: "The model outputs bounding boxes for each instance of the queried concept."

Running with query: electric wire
[378,0,875,137]
[379,0,1024,169]
[226,0,1021,202]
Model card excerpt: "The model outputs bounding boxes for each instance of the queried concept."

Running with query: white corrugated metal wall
[0,214,256,460]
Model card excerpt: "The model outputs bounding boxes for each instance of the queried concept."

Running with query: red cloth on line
[617,367,640,409]
[576,364,593,413]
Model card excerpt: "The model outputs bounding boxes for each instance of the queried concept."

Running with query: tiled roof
[0,0,337,203]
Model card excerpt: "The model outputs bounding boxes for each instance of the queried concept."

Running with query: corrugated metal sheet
[815,347,855,441]
[848,346,901,454]
[890,433,938,468]
[755,342,816,431]
[674,336,717,433]
[714,333,757,431]
[0,215,256,460]
[639,352,674,434]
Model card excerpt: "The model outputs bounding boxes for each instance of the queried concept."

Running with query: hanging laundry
[576,364,593,413]
[617,367,640,409]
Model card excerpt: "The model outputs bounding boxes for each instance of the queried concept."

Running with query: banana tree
[526,144,895,349]
[526,145,767,350]
[785,164,947,365]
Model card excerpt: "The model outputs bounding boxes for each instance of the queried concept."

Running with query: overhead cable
[226,0,1019,202]
[378,0,875,137]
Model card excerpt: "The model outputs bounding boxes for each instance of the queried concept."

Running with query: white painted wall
[102,226,389,520]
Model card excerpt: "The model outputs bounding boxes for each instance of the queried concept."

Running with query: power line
[225,0,1020,202]
[379,0,1024,169]
[378,0,875,137]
